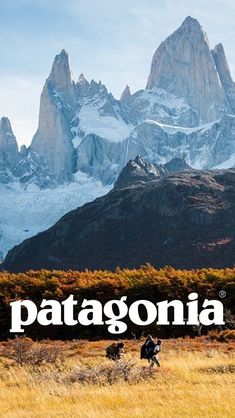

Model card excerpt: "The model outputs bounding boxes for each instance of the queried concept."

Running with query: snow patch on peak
[77,103,133,143]
[142,88,190,110]
[143,118,219,135]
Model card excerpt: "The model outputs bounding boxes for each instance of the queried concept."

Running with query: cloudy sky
[0,0,235,146]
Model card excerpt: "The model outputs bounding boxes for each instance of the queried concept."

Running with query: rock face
[120,85,131,102]
[30,50,76,182]
[3,163,235,272]
[114,155,192,189]
[0,116,55,187]
[146,16,230,123]
[125,87,196,127]
[114,156,163,189]
[163,157,193,173]
[211,43,235,112]
[14,147,55,189]
[48,49,76,103]
[0,117,19,183]
[123,116,235,170]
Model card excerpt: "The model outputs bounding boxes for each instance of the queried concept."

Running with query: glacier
[0,174,110,260]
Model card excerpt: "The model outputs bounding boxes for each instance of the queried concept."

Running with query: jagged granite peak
[13,147,56,189]
[47,49,77,107]
[30,80,76,182]
[78,73,87,83]
[48,49,74,96]
[31,48,130,184]
[4,168,235,272]
[0,117,19,182]
[114,155,193,189]
[30,50,77,182]
[76,76,109,100]
[212,44,234,87]
[120,85,131,102]
[212,43,235,112]
[146,16,230,123]
[0,116,14,133]
[180,15,203,31]
[0,117,55,187]
[76,73,90,97]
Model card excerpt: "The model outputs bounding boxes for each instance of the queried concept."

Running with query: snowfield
[78,104,133,143]
[0,172,111,260]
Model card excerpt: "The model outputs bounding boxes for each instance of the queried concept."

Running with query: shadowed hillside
[3,165,235,272]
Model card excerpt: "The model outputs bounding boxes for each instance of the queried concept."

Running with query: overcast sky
[0,0,235,146]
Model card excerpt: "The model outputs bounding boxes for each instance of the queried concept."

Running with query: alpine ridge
[2,16,235,259]
[2,16,235,187]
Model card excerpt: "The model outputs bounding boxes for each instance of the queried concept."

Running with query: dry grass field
[0,335,234,418]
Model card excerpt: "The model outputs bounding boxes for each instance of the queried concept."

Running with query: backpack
[140,340,156,359]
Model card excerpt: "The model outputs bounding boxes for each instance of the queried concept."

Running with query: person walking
[149,339,162,368]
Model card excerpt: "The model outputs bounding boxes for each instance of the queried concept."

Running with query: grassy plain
[0,336,234,418]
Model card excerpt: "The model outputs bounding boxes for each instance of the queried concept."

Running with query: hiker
[140,336,162,367]
[149,339,162,368]
[106,342,124,361]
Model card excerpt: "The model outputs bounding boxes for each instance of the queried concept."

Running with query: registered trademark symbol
[219,290,226,298]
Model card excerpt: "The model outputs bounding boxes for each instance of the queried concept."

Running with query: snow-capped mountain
[30,49,133,183]
[4,15,235,186]
[2,15,235,258]
[29,15,235,185]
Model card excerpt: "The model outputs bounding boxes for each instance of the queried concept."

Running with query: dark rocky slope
[2,161,235,272]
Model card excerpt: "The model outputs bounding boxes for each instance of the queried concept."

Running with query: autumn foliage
[0,265,234,339]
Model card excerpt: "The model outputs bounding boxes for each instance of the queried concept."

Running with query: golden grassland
[0,336,234,418]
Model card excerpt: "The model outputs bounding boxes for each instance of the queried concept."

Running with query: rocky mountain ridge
[2,16,235,187]
[114,155,193,189]
[3,157,235,272]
